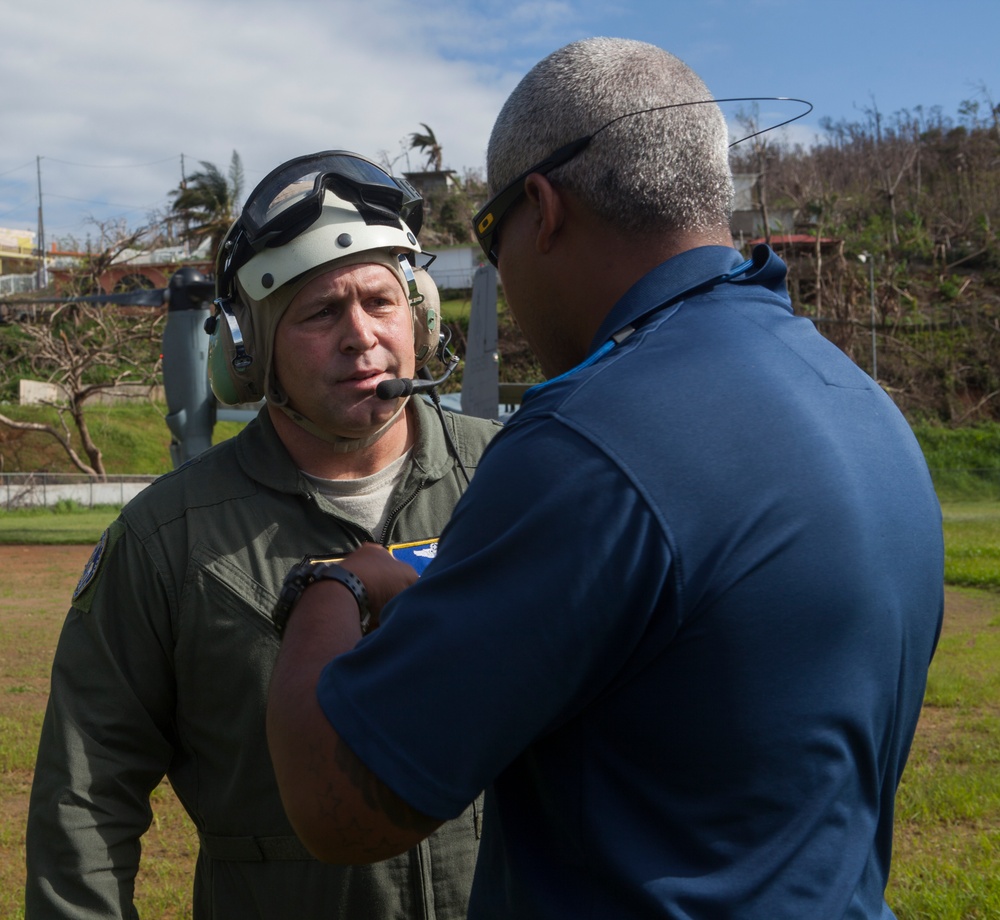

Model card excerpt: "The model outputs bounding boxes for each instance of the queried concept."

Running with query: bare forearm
[266,580,440,863]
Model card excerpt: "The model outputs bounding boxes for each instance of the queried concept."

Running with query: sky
[2,0,997,248]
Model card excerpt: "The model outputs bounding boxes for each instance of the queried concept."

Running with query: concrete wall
[1,474,156,509]
[19,380,166,405]
[425,246,480,291]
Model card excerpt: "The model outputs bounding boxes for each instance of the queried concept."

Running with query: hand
[339,543,419,626]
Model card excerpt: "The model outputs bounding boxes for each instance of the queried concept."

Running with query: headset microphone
[376,354,459,400]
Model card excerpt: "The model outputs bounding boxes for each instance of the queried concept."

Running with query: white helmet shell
[236,187,421,303]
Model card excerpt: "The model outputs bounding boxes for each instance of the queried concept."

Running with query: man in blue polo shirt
[266,37,944,919]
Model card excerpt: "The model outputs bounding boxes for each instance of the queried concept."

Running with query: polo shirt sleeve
[315,414,674,820]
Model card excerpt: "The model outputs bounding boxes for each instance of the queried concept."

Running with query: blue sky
[2,0,996,245]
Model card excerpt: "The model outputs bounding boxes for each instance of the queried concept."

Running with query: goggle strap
[398,256,424,308]
[213,297,253,371]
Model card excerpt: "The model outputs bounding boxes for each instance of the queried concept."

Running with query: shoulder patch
[71,519,127,610]
[73,528,109,602]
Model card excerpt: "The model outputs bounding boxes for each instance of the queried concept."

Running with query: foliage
[409,123,443,171]
[0,323,31,401]
[0,300,165,479]
[169,150,244,257]
[915,422,1000,470]
[0,402,245,477]
[918,422,1000,501]
[418,169,490,247]
[59,221,155,297]
[730,90,1000,424]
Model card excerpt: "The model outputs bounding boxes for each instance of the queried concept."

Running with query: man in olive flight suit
[25,151,499,919]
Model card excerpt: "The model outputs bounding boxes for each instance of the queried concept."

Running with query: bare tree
[859,98,920,249]
[0,223,166,478]
[0,301,164,479]
[65,220,153,295]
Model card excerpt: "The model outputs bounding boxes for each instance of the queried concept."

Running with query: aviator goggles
[472,96,812,267]
[217,150,423,297]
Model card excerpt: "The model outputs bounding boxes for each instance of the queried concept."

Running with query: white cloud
[1,0,527,240]
[8,0,988,243]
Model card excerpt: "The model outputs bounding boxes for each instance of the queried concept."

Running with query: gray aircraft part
[460,263,500,419]
[162,268,216,468]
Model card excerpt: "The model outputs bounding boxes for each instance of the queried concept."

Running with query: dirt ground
[1,544,997,914]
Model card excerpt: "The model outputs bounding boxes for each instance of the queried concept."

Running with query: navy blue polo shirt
[318,245,943,919]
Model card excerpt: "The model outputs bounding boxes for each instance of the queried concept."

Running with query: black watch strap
[273,561,372,637]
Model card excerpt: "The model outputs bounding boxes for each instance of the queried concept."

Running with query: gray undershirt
[301,449,412,537]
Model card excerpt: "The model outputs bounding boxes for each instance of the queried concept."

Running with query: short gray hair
[487,37,734,236]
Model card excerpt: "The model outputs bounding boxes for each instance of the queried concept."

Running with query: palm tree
[170,150,244,256]
[409,124,443,171]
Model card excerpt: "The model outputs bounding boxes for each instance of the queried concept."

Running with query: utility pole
[858,252,877,381]
[180,153,190,255]
[36,156,48,289]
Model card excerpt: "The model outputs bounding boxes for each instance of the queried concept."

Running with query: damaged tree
[0,299,164,480]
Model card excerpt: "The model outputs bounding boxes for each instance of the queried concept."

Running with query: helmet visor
[242,150,423,252]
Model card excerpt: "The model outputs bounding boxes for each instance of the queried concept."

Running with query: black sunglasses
[471,96,813,266]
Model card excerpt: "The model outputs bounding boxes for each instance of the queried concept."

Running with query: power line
[41,155,182,170]
[44,192,166,211]
[0,196,37,219]
[0,161,36,179]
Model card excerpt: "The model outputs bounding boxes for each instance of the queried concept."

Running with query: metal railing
[0,274,37,297]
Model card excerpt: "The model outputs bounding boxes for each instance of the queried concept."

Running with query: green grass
[0,544,200,917]
[440,294,473,323]
[7,498,995,580]
[0,503,123,544]
[914,422,1000,502]
[886,587,1000,918]
[942,503,1000,590]
[0,400,247,476]
[1,505,998,917]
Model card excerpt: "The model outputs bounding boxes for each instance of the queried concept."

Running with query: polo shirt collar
[589,244,787,355]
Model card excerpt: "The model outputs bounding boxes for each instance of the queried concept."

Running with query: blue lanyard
[523,257,755,400]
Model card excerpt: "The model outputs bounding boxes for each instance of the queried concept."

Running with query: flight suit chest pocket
[181,542,281,643]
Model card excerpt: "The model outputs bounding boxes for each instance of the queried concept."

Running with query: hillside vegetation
[2,93,999,479]
[728,94,1000,424]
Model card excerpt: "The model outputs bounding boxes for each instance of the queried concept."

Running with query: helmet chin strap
[275,396,410,453]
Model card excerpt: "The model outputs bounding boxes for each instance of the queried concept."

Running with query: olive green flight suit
[25,399,500,919]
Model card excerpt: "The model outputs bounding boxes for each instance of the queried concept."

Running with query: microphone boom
[375,354,460,401]
[375,378,416,400]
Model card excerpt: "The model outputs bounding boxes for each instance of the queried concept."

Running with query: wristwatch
[273,561,372,637]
